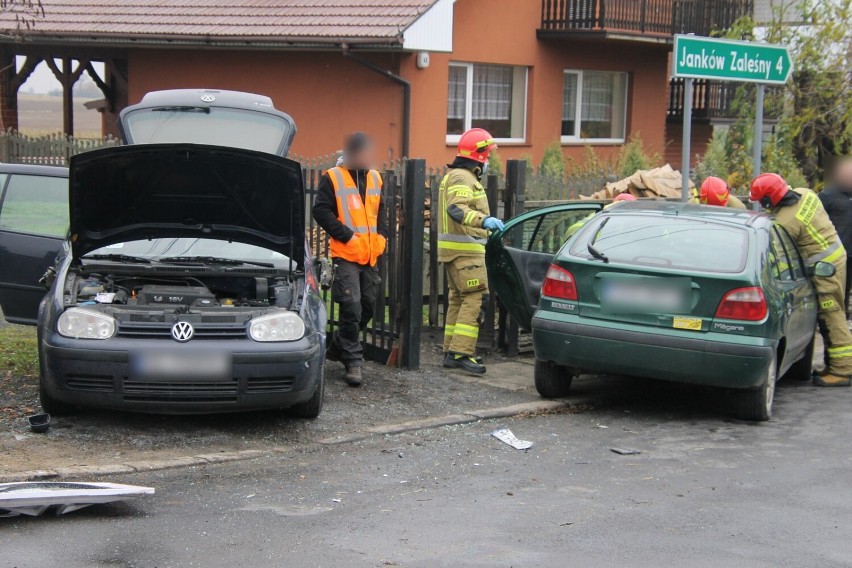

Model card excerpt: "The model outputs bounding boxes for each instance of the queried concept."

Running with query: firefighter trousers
[815,258,852,377]
[442,256,488,356]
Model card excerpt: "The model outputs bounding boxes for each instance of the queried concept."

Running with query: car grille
[117,322,248,340]
[122,379,238,403]
[65,374,114,392]
[246,376,295,393]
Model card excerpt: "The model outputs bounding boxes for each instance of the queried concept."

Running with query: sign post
[673,35,793,200]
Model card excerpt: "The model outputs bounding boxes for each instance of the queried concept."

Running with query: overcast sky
[17,57,105,94]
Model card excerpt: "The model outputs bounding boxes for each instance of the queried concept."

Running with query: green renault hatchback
[487,201,822,421]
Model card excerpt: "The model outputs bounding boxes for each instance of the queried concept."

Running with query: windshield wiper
[151,106,211,114]
[83,254,152,264]
[159,256,275,268]
[587,244,609,263]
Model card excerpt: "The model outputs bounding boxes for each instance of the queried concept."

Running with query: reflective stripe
[827,346,852,359]
[439,233,487,245]
[453,323,479,338]
[329,168,356,229]
[437,241,486,253]
[463,210,479,225]
[471,190,487,199]
[804,222,830,250]
[447,184,472,194]
[368,170,382,195]
[806,240,845,266]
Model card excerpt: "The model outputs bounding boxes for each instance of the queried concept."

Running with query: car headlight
[248,312,305,342]
[57,308,116,340]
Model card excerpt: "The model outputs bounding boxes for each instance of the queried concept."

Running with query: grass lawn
[0,324,40,423]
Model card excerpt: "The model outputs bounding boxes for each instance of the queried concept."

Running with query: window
[502,208,599,254]
[562,70,628,143]
[0,174,68,238]
[447,63,528,141]
[774,226,806,280]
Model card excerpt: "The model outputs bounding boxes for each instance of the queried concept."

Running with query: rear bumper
[532,312,774,389]
[40,333,324,414]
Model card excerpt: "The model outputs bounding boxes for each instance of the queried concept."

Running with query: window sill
[561,138,626,146]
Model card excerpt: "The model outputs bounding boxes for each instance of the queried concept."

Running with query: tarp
[581,165,694,200]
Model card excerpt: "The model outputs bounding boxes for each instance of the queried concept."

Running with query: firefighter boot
[444,353,486,375]
[813,373,852,387]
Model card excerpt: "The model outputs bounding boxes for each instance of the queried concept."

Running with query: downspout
[342,44,411,159]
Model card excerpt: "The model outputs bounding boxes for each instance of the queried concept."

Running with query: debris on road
[491,427,534,450]
[0,481,155,517]
[610,447,642,456]
[27,413,50,434]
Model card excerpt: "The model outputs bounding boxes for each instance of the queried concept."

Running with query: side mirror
[810,261,837,278]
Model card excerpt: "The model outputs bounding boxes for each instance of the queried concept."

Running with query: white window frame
[561,70,629,145]
[446,62,528,144]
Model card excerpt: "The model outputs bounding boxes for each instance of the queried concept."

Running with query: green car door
[485,203,603,330]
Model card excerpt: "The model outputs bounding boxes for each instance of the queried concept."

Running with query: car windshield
[570,215,749,273]
[123,107,291,155]
[84,238,292,269]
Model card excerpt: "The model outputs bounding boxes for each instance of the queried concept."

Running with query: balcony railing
[667,77,780,121]
[540,0,753,38]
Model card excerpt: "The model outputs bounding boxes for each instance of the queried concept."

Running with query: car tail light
[715,287,767,321]
[542,265,578,301]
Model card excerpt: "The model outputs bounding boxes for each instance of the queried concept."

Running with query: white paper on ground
[490,427,533,450]
[0,481,155,517]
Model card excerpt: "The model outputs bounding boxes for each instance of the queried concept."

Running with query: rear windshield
[123,107,291,155]
[570,215,750,273]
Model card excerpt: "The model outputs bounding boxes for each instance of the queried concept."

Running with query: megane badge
[200,94,216,103]
[171,322,194,342]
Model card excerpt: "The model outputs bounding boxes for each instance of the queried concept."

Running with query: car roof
[0,163,68,177]
[603,199,771,229]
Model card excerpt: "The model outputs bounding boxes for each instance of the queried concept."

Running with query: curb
[0,397,593,484]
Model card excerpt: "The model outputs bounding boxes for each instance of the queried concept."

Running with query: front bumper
[532,312,774,389]
[40,332,324,413]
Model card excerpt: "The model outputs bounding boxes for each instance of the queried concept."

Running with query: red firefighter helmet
[457,128,497,164]
[613,193,637,202]
[750,173,790,208]
[699,176,731,207]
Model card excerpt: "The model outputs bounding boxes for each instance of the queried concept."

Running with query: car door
[771,225,817,364]
[486,203,602,330]
[0,170,69,324]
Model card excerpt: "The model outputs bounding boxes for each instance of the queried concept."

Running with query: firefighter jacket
[437,167,490,263]
[773,188,847,267]
[326,166,386,267]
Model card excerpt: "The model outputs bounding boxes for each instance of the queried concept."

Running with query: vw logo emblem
[200,94,216,103]
[171,322,194,342]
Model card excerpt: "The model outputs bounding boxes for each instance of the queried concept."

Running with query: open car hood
[69,144,305,263]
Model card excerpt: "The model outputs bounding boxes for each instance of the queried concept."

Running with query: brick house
[0,0,750,166]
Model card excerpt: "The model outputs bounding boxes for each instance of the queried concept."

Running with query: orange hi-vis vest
[327,166,386,267]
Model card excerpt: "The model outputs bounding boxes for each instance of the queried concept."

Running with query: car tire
[534,359,574,398]
[289,361,325,419]
[783,335,815,381]
[735,352,777,422]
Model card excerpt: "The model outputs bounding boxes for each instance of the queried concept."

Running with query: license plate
[673,316,702,331]
[602,278,689,314]
[130,350,231,381]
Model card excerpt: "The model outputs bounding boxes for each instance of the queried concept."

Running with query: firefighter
[690,176,747,208]
[437,128,502,374]
[312,132,389,387]
[750,173,852,387]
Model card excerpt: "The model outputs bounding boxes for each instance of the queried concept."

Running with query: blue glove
[483,217,505,231]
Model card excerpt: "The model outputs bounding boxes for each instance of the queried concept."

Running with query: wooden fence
[0,130,119,166]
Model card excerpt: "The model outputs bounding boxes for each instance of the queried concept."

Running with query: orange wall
[125,0,672,168]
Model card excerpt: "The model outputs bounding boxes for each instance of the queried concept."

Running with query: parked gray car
[0,89,328,417]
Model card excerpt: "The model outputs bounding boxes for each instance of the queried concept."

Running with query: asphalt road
[2,376,851,568]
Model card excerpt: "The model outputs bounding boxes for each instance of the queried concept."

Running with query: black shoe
[444,353,486,375]
[344,365,363,387]
[443,352,483,367]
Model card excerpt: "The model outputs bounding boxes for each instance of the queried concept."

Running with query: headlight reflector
[57,308,116,339]
[248,312,305,342]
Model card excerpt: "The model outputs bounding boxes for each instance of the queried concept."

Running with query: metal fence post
[400,159,426,370]
[498,160,526,357]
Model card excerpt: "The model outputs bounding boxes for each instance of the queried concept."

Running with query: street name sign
[673,35,793,85]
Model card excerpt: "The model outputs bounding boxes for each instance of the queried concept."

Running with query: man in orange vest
[313,133,389,386]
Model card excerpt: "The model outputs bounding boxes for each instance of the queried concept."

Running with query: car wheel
[534,359,574,398]
[735,352,777,422]
[783,335,815,381]
[289,361,325,419]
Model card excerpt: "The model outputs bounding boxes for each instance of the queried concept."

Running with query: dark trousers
[331,258,380,367]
